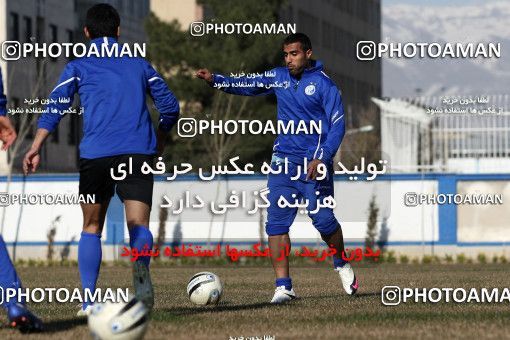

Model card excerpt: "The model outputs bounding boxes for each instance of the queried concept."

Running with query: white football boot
[270,286,297,304]
[335,263,359,295]
[76,304,93,317]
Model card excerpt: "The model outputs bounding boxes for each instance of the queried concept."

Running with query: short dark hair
[283,33,312,52]
[85,3,120,39]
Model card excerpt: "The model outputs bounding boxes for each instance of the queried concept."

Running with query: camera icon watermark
[190,22,205,36]
[403,192,502,206]
[178,118,197,138]
[356,41,377,61]
[1,41,21,60]
[381,285,401,306]
[404,192,418,207]
[0,193,10,206]
[1,40,146,60]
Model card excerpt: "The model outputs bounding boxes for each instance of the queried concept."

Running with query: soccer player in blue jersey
[22,4,179,314]
[196,33,358,303]
[0,69,43,332]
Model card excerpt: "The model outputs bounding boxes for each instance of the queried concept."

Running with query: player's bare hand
[195,69,213,83]
[0,116,17,150]
[23,147,41,175]
[306,159,323,181]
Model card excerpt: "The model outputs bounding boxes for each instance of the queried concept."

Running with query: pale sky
[384,0,486,6]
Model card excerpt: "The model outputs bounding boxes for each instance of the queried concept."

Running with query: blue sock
[275,277,292,291]
[0,235,23,309]
[129,226,153,267]
[78,232,102,309]
[333,256,349,268]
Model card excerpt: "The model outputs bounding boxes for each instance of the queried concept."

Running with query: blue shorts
[265,158,339,236]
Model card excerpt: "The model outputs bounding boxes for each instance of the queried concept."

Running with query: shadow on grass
[39,317,87,333]
[352,292,381,298]
[158,292,382,318]
[304,291,381,300]
[160,301,276,317]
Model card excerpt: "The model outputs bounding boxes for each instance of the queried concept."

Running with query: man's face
[283,42,312,76]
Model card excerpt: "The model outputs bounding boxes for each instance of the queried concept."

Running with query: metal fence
[373,95,510,173]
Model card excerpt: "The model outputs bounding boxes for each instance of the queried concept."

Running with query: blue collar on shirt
[289,59,324,79]
[90,36,118,46]
[304,60,323,73]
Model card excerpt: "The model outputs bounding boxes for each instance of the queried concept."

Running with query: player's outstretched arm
[23,128,50,175]
[38,63,79,132]
[196,69,213,84]
[25,64,79,175]
[195,68,276,97]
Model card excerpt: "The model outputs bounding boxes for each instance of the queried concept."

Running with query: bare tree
[155,199,168,261]
[2,59,50,219]
[337,106,381,170]
[203,91,252,246]
[1,58,63,260]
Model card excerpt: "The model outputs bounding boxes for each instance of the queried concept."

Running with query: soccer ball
[88,296,149,340]
[187,272,223,305]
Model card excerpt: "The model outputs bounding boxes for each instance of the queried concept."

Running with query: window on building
[297,10,319,47]
[51,125,59,143]
[10,97,20,133]
[36,17,46,81]
[49,24,57,62]
[23,16,32,43]
[322,21,332,50]
[129,0,135,16]
[9,12,19,41]
[67,29,74,60]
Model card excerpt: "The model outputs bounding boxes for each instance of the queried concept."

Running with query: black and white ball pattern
[187,272,223,305]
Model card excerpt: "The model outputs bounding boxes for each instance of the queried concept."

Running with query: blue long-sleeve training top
[211,60,345,165]
[38,36,180,159]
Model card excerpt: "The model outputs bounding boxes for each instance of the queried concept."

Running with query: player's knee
[82,219,102,234]
[319,222,341,240]
[311,214,338,235]
[82,224,102,234]
[265,223,290,236]
[126,219,149,229]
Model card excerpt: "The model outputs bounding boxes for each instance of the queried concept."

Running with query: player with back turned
[196,33,358,303]
[22,3,180,315]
